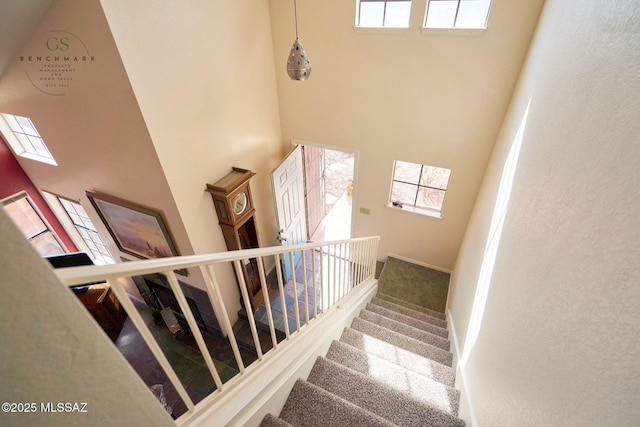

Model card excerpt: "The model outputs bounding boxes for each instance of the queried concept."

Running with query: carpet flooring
[259,258,465,426]
[377,256,450,314]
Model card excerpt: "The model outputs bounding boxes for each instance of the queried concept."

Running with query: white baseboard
[447,308,478,427]
[387,253,452,274]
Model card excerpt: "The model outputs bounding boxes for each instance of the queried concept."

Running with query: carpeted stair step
[359,309,451,351]
[366,302,449,339]
[351,317,453,366]
[259,413,294,427]
[376,292,447,321]
[372,296,448,328]
[340,327,456,387]
[325,340,460,415]
[308,356,465,426]
[279,378,397,427]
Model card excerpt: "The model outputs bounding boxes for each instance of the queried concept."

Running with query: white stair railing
[54,236,379,422]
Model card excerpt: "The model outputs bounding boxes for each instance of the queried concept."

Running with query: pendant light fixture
[287,0,312,81]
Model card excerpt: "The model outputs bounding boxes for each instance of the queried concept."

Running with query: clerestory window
[357,0,412,28]
[424,0,492,29]
[0,113,57,166]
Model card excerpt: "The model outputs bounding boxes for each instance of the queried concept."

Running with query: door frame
[293,139,359,241]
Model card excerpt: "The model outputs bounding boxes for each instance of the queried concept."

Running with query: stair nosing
[372,296,448,328]
[280,378,398,427]
[376,292,447,321]
[360,308,451,351]
[308,356,462,423]
[352,317,453,367]
[326,339,460,415]
[366,302,449,338]
[339,326,456,387]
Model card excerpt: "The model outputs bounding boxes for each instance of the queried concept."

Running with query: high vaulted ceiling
[0,0,54,79]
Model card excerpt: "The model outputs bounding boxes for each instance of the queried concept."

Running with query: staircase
[259,292,465,427]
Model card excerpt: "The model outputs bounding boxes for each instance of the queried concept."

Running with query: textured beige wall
[268,0,544,270]
[0,0,285,321]
[449,0,640,424]
[0,209,173,427]
[99,0,284,317]
[0,0,197,293]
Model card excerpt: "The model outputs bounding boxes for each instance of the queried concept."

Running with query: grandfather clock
[206,167,264,312]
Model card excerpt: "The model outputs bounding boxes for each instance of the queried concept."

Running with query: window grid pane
[16,116,40,136]
[417,187,446,210]
[30,136,52,157]
[3,114,21,132]
[1,114,55,162]
[89,230,103,244]
[390,160,450,213]
[68,212,82,226]
[75,204,90,218]
[425,0,491,29]
[86,240,99,252]
[81,217,97,231]
[78,228,90,240]
[2,194,66,256]
[31,232,66,257]
[394,160,422,184]
[425,0,458,28]
[3,197,47,239]
[58,197,73,212]
[359,2,385,27]
[420,165,451,190]
[455,0,491,28]
[391,181,419,205]
[359,1,411,28]
[16,133,37,154]
[384,2,412,27]
[57,196,115,264]
[97,244,111,256]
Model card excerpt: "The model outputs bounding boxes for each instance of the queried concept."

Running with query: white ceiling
[0,0,54,78]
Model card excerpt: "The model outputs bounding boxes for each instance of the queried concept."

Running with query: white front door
[271,145,307,280]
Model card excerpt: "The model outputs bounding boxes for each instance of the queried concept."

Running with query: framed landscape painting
[86,191,187,275]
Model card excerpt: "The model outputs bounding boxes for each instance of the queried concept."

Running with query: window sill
[421,27,487,37]
[353,26,411,35]
[18,152,58,166]
[386,203,442,219]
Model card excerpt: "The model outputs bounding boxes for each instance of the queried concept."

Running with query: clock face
[233,192,248,215]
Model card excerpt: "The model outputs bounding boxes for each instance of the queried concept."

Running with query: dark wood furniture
[206,167,264,311]
[74,284,126,331]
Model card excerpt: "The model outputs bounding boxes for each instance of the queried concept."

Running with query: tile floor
[114,300,260,418]
[249,248,326,339]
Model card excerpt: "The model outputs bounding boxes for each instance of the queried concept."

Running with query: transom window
[424,0,492,29]
[2,192,66,256]
[358,0,412,28]
[57,196,115,265]
[389,160,451,215]
[0,113,57,165]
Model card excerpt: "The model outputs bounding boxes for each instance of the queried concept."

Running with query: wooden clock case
[206,167,264,311]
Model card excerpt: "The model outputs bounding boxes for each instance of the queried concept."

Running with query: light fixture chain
[294,0,299,39]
